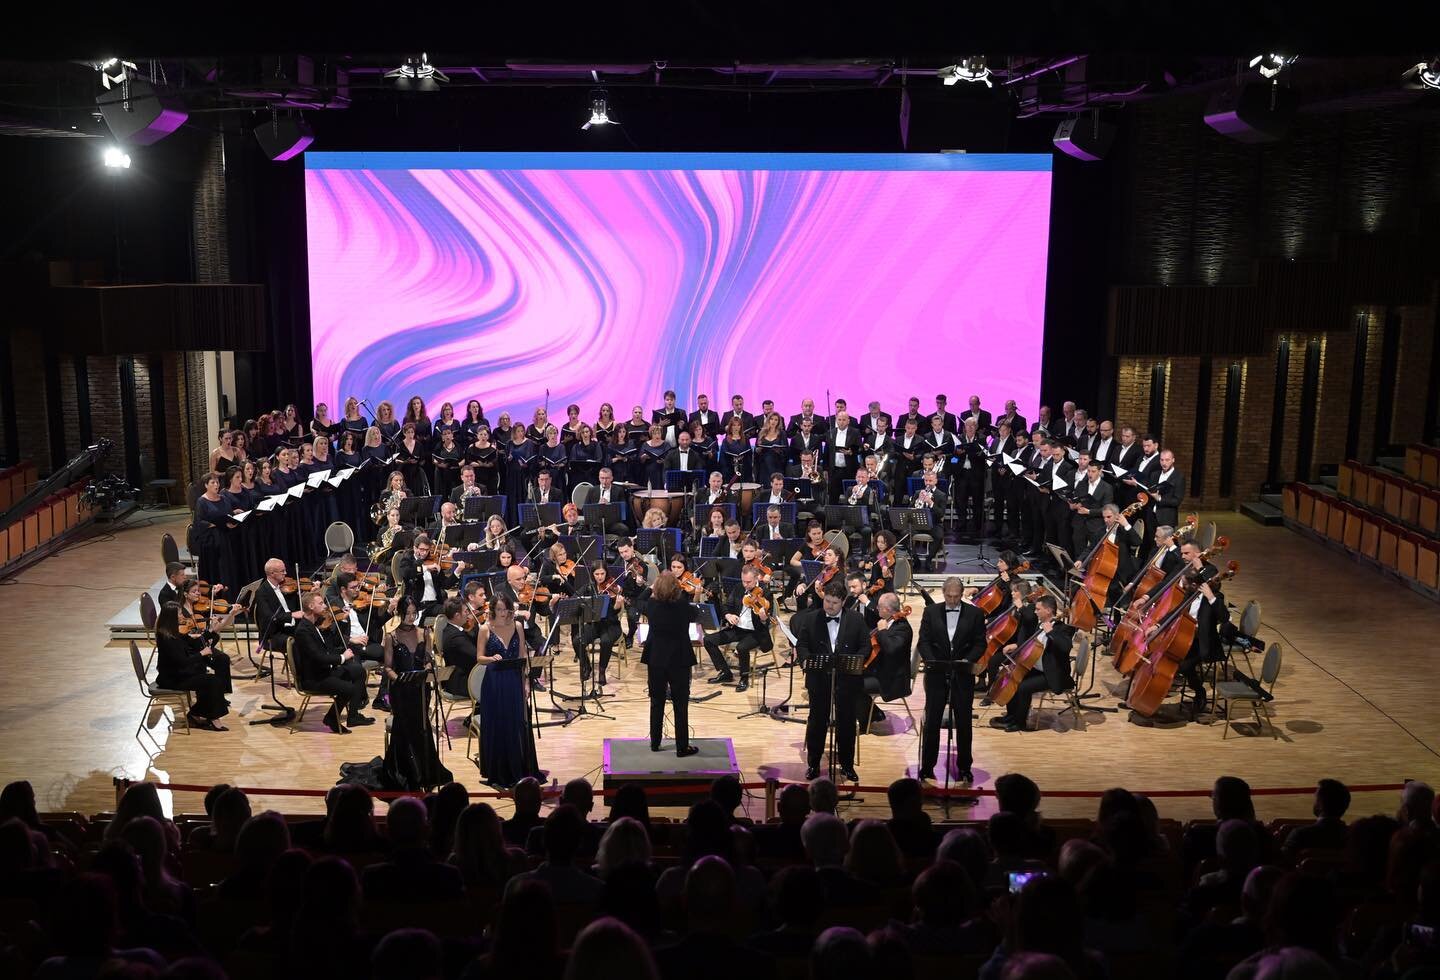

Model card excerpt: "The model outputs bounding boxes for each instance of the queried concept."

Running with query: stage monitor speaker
[253,116,315,161]
[1203,82,1297,143]
[95,79,188,145]
[1053,116,1116,162]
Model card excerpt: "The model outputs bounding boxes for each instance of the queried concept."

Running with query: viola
[554,559,577,578]
[742,586,771,614]
[864,604,912,668]
[678,571,708,596]
[814,563,840,591]
[974,561,1030,616]
[1068,493,1148,631]
[747,557,773,578]
[1126,560,1239,718]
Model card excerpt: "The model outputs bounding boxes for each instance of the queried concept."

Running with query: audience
[5,771,1437,980]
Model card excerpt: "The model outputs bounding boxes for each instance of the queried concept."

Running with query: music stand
[824,504,869,531]
[665,470,704,492]
[636,528,682,564]
[520,502,563,531]
[543,597,611,721]
[751,501,797,526]
[400,495,440,526]
[689,602,724,703]
[582,503,622,538]
[761,537,802,566]
[462,495,505,523]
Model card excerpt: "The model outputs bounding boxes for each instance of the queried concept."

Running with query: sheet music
[230,510,251,523]
[1052,472,1068,491]
[286,484,306,499]
[1007,461,1028,475]
[1109,464,1129,478]
[834,451,846,468]
[256,496,281,512]
[306,470,331,488]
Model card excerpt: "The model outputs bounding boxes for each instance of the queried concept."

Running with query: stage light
[1401,56,1440,90]
[102,146,131,169]
[95,57,136,90]
[1248,53,1297,79]
[385,53,448,90]
[582,89,615,130]
[938,57,992,88]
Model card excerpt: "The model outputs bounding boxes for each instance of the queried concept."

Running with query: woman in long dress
[476,594,543,789]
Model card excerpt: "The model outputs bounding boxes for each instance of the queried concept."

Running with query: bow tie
[826,616,841,624]
[946,607,961,614]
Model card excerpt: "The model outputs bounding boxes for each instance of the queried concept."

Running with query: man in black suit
[860,401,893,440]
[953,418,987,536]
[663,431,704,476]
[785,450,829,507]
[1153,449,1186,529]
[990,594,1073,733]
[1005,428,1038,546]
[448,465,485,506]
[788,415,825,465]
[827,411,861,502]
[687,393,721,440]
[578,467,632,536]
[896,396,926,436]
[1073,504,1141,608]
[756,504,797,544]
[702,565,772,693]
[1069,460,1115,557]
[916,577,986,783]
[996,400,1028,440]
[252,558,303,653]
[293,591,372,733]
[1090,420,1119,473]
[930,395,959,434]
[324,571,386,665]
[862,592,914,727]
[156,561,187,609]
[652,389,687,443]
[960,395,992,435]
[796,583,869,782]
[392,535,458,621]
[720,395,758,439]
[362,797,464,901]
[1032,441,1076,558]
[1175,541,1231,717]
[787,397,825,439]
[1124,435,1164,557]
[908,470,948,569]
[838,466,884,552]
[437,597,481,698]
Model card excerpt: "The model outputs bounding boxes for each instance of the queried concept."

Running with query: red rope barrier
[122,778,1410,803]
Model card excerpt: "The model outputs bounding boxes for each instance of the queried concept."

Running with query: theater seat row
[1337,459,1440,536]
[0,476,93,569]
[1283,483,1439,594]
[1403,443,1440,489]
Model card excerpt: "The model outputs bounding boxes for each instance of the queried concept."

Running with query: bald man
[252,558,304,653]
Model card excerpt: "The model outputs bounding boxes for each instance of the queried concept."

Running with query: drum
[733,482,761,518]
[630,489,686,527]
[570,482,595,509]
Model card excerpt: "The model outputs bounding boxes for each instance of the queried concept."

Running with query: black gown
[156,633,232,719]
[465,445,502,495]
[192,495,230,588]
[501,440,537,523]
[569,440,604,488]
[535,443,569,495]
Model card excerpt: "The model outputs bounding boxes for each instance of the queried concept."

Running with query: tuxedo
[952,433,987,533]
[527,486,561,507]
[1004,621,1076,726]
[1072,477,1115,556]
[996,412,1028,437]
[1177,577,1230,708]
[860,413,894,439]
[930,411,960,434]
[393,550,453,619]
[916,602,986,775]
[663,447,702,473]
[1091,436,1118,470]
[720,409,758,439]
[1080,521,1140,608]
[789,431,825,465]
[796,607,869,770]
[1035,455,1077,554]
[827,425,861,497]
[687,409,721,439]
[960,408,993,434]
[157,582,181,609]
[866,616,913,703]
[907,486,949,565]
[783,462,828,503]
[757,521,798,543]
[651,408,687,441]
[786,412,826,438]
[702,581,773,680]
[437,619,477,697]
[293,618,367,713]
[252,580,302,651]
[1153,467,1186,528]
[1111,442,1146,506]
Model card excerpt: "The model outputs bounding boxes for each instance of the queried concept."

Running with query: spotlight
[938,57,992,88]
[102,146,131,169]
[1248,53,1297,79]
[385,53,448,90]
[95,57,136,89]
[582,89,615,130]
[1401,56,1440,90]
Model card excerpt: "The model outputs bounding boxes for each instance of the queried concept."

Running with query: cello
[985,627,1047,707]
[1125,561,1239,718]
[1067,494,1148,631]
[973,560,1030,616]
[978,585,1048,674]
[1111,535,1228,675]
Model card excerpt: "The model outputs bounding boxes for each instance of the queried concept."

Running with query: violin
[553,559,577,579]
[864,604,912,668]
[627,555,649,582]
[518,583,552,606]
[280,576,321,595]
[813,563,840,591]
[809,539,832,559]
[742,586,771,614]
[678,571,708,597]
[423,554,460,573]
[747,557,773,578]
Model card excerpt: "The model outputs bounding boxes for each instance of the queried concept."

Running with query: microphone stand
[249,600,297,725]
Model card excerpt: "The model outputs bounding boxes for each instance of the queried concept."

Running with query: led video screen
[305,152,1052,421]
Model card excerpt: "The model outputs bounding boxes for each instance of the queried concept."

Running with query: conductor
[639,571,703,758]
[916,576,987,785]
[795,583,869,783]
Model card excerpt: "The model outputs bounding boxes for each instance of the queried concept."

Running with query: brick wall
[1232,354,1273,496]
[1113,360,1153,440]
[1314,330,1353,471]
[1392,305,1435,446]
[171,351,210,484]
[1162,357,1199,475]
[57,358,80,460]
[85,355,124,477]
[1356,309,1386,463]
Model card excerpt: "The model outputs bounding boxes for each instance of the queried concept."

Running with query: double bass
[985,627,1048,707]
[1111,535,1228,675]
[1125,560,1239,718]
[1115,513,1198,610]
[973,561,1030,616]
[1066,493,1149,631]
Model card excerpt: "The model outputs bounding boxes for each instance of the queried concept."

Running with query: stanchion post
[113,776,134,808]
[764,778,778,821]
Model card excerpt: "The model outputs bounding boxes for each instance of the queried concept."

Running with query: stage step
[1319,473,1338,489]
[1260,492,1284,509]
[1240,500,1285,526]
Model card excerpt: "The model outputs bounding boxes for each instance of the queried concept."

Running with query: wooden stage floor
[3,509,1438,824]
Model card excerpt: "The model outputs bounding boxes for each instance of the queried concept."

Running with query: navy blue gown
[478,628,542,788]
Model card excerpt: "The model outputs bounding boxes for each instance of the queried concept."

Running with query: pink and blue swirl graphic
[305,152,1051,420]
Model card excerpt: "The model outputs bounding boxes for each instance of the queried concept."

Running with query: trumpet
[917,488,934,508]
[848,482,866,505]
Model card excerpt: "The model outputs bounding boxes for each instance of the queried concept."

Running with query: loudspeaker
[1203,82,1297,143]
[95,79,188,145]
[253,116,314,161]
[1052,116,1116,162]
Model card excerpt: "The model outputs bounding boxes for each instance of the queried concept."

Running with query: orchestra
[180,388,1258,789]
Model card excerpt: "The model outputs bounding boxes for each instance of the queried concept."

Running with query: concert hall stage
[602,738,741,803]
[9,508,1437,825]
